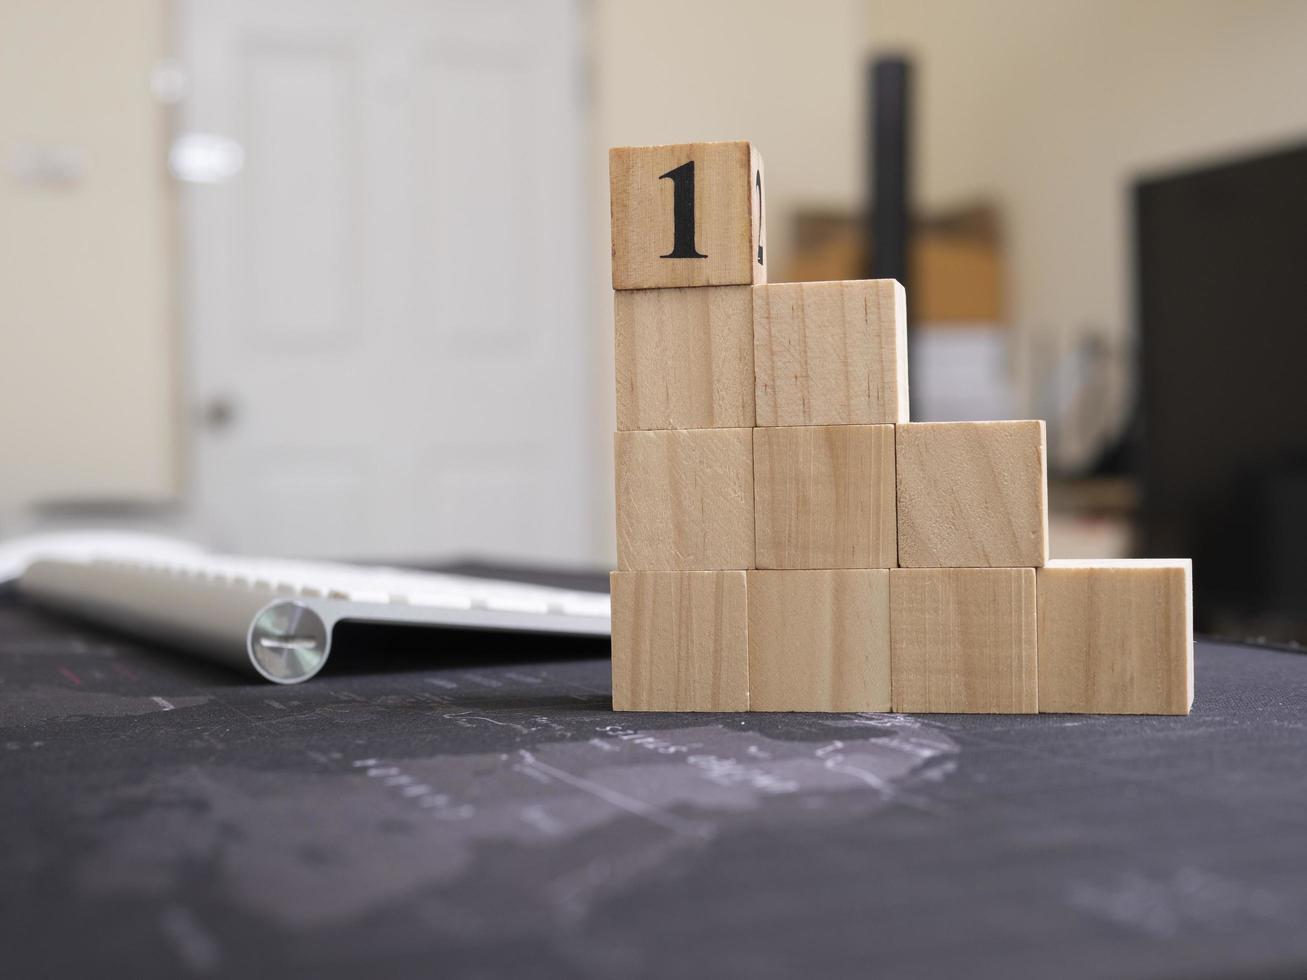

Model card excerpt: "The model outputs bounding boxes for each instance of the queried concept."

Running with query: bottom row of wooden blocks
[610,560,1193,715]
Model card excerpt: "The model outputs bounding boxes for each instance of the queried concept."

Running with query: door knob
[202,396,237,431]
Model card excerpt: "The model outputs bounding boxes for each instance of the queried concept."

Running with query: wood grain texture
[1038,559,1193,715]
[615,428,754,570]
[753,279,908,426]
[747,569,890,711]
[754,424,897,569]
[896,420,1048,568]
[614,285,753,431]
[610,571,749,711]
[609,141,766,290]
[891,567,1038,713]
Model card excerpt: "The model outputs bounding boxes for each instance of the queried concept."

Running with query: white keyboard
[18,553,610,684]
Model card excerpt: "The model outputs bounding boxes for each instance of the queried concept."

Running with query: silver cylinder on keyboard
[19,559,333,683]
[17,554,610,685]
[248,601,330,682]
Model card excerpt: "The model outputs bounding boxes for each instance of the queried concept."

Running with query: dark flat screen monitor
[1134,142,1307,643]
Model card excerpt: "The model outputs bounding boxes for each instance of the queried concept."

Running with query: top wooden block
[754,279,908,426]
[609,141,766,290]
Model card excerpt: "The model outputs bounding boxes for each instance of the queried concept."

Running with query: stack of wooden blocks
[609,140,1193,716]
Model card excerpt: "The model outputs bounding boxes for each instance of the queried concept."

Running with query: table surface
[2,574,1306,980]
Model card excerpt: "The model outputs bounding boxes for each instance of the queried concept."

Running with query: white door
[181,0,594,564]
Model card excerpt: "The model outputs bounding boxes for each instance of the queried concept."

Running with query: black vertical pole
[868,56,914,405]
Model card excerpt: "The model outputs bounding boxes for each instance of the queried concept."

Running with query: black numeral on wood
[755,168,764,265]
[659,161,707,259]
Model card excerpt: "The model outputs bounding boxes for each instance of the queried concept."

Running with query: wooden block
[890,567,1038,713]
[747,569,890,711]
[754,424,897,569]
[615,285,753,430]
[609,141,766,290]
[1037,559,1193,715]
[896,420,1049,568]
[615,428,753,570]
[754,279,908,426]
[611,571,748,711]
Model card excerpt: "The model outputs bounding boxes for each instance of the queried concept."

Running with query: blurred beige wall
[0,0,176,528]
[868,0,1307,342]
[588,0,868,560]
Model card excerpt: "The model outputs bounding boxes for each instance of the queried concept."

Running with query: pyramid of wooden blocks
[608,140,1193,716]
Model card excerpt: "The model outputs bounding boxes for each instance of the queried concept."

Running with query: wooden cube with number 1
[609,141,766,290]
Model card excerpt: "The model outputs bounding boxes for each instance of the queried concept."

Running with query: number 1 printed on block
[659,161,707,260]
[609,140,766,290]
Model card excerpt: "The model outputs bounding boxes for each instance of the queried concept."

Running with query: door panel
[417,55,528,351]
[246,450,370,557]
[245,44,357,343]
[183,0,592,563]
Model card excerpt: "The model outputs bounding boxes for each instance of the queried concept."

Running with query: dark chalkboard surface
[1,584,1305,979]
